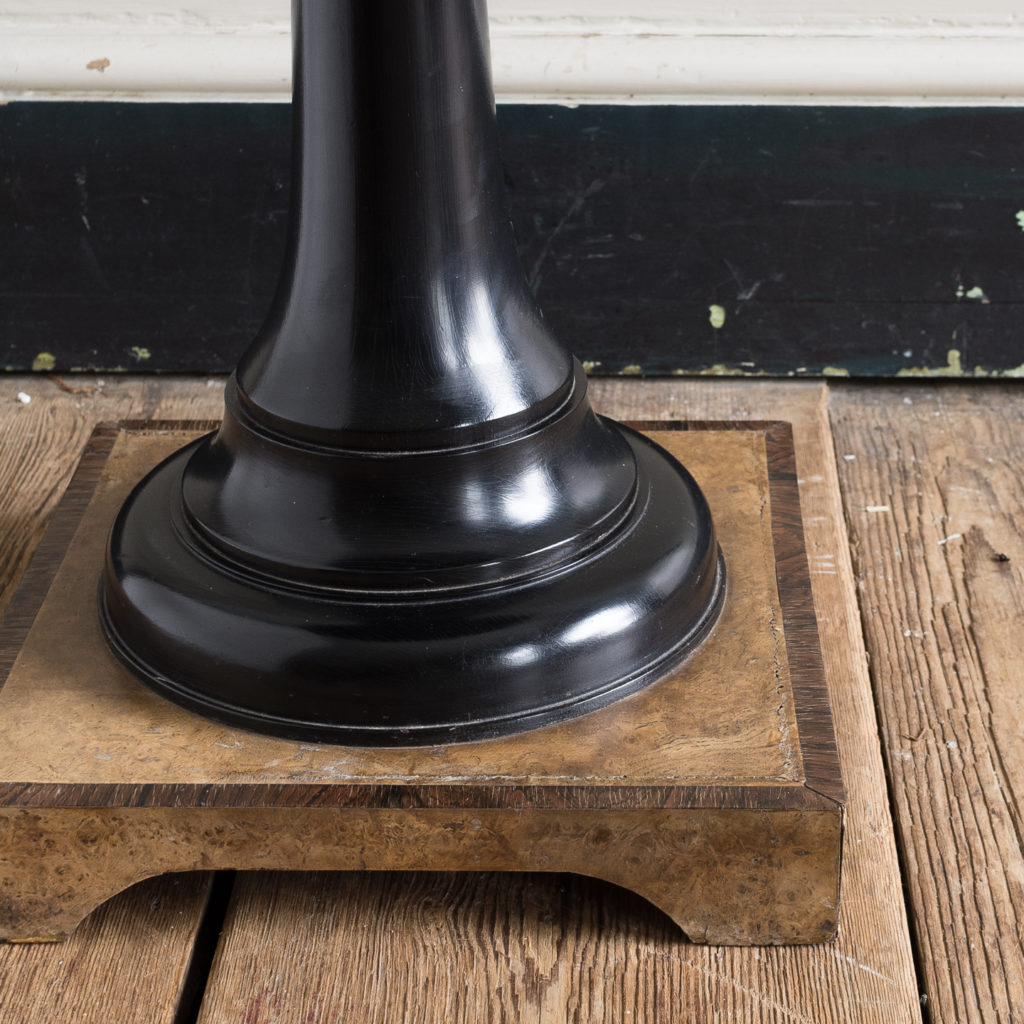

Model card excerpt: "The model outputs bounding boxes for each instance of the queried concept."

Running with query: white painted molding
[4,2,1024,103]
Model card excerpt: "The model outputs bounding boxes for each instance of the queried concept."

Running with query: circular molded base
[101,425,725,745]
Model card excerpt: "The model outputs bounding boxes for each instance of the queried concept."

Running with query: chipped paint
[130,346,151,362]
[86,58,110,73]
[956,284,989,302]
[1016,211,1024,231]
[968,362,1024,378]
[683,364,746,377]
[581,360,601,374]
[671,363,784,378]
[16,392,31,404]
[887,345,1024,378]
[897,348,963,377]
[708,304,726,329]
[31,352,56,372]
[613,355,1024,379]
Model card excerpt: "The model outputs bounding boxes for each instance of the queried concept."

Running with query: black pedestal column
[100,0,725,745]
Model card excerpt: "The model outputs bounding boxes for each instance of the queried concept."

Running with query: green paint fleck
[964,361,1024,378]
[130,346,152,362]
[671,365,765,377]
[620,364,643,376]
[708,304,726,329]
[896,348,963,377]
[696,363,746,377]
[31,352,56,372]
[581,360,601,374]
[822,366,851,377]
[957,284,989,302]
[1016,211,1024,231]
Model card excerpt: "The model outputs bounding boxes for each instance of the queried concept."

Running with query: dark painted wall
[2,103,1023,376]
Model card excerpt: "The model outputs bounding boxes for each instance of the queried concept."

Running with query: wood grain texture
[0,428,814,792]
[195,379,922,1022]
[0,375,922,1018]
[0,377,223,1013]
[0,421,840,945]
[0,873,214,1024]
[632,419,843,804]
[199,870,852,1024]
[0,377,223,618]
[830,383,1024,1024]
[0,804,840,947]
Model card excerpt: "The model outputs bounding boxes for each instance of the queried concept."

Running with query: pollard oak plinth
[0,419,843,945]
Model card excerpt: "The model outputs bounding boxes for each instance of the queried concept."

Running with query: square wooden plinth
[0,421,843,945]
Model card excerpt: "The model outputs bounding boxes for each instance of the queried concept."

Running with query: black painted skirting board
[3,103,1024,377]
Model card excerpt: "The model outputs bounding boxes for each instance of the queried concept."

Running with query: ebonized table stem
[99,0,725,744]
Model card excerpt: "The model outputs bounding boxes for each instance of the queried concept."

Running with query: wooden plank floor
[3,373,1017,1021]
[831,384,1024,1024]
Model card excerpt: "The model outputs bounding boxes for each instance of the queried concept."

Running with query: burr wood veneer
[0,420,842,945]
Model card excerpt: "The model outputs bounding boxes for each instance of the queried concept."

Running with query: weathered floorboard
[0,874,214,1024]
[196,379,922,1023]
[831,383,1024,1024]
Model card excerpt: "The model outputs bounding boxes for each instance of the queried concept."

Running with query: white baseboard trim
[4,7,1024,104]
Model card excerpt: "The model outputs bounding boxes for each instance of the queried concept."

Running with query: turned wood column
[100,0,725,744]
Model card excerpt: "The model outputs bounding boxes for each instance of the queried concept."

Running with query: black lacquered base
[101,425,724,746]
